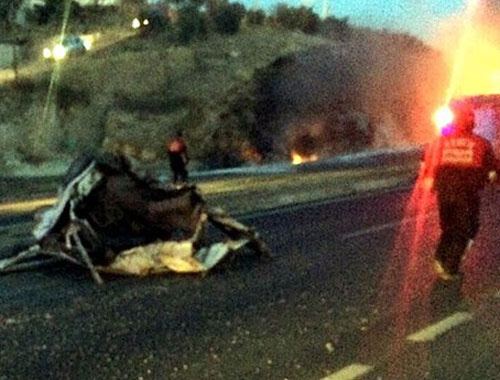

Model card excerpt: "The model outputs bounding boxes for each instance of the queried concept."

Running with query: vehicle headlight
[82,38,92,51]
[53,44,67,60]
[43,47,52,59]
[143,19,149,26]
[132,18,141,29]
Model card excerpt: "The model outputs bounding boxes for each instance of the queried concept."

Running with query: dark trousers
[435,192,480,275]
[169,153,188,183]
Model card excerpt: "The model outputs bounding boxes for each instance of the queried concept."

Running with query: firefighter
[422,101,498,281]
[166,130,189,184]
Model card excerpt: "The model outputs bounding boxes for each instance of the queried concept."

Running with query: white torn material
[322,363,374,380]
[407,312,474,342]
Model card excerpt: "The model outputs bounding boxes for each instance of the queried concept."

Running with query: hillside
[0,23,449,173]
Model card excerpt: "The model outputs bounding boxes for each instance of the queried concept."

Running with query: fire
[291,151,318,165]
[434,0,500,101]
[450,31,500,97]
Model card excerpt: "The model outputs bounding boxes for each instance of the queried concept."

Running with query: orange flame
[434,0,500,102]
[449,31,500,98]
[291,151,318,165]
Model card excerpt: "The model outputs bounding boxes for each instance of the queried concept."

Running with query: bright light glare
[291,151,318,165]
[42,47,52,59]
[143,19,149,26]
[492,71,500,92]
[292,153,303,165]
[82,38,92,50]
[52,44,67,60]
[440,0,499,100]
[433,106,454,133]
[132,18,141,29]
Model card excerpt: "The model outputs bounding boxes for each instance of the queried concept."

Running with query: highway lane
[0,186,499,379]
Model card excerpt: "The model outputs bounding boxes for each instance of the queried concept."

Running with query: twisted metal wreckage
[0,154,271,284]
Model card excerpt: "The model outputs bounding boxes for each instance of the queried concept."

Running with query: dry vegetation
[0,25,336,171]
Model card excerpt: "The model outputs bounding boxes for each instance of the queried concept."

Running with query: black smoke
[251,32,448,159]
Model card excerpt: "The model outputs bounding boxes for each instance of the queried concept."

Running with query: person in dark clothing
[422,101,498,280]
[166,131,189,184]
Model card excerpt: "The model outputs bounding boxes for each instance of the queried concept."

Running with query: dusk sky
[247,0,470,42]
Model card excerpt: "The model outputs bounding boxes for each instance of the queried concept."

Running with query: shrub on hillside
[56,85,91,114]
[297,6,319,34]
[60,104,108,155]
[212,1,245,35]
[0,122,21,171]
[274,4,319,34]
[194,126,247,169]
[176,4,208,44]
[18,103,63,163]
[246,9,265,26]
[120,0,147,19]
[75,5,124,29]
[30,0,84,25]
[319,16,350,40]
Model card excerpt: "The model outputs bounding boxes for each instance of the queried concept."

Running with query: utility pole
[321,0,329,19]
[11,44,18,84]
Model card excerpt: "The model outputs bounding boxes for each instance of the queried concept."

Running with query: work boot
[433,259,460,282]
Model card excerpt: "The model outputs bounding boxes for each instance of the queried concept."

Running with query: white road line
[407,312,474,342]
[342,216,417,240]
[321,363,374,380]
[342,220,402,239]
[341,211,438,240]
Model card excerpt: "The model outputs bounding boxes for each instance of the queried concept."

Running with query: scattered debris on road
[0,154,270,284]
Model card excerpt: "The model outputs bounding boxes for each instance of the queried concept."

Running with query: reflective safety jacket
[167,137,187,154]
[423,132,497,195]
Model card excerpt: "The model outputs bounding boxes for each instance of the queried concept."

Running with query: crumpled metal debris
[0,154,271,284]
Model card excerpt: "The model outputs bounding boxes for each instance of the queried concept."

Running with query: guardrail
[0,146,424,216]
[0,175,64,202]
[185,145,424,179]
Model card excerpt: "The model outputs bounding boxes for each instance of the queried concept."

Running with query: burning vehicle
[0,154,270,284]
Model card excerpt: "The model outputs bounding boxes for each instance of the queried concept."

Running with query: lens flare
[52,44,67,60]
[433,105,454,134]
[36,0,72,155]
[42,47,52,59]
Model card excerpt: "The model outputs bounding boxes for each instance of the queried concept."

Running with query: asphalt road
[0,186,499,379]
